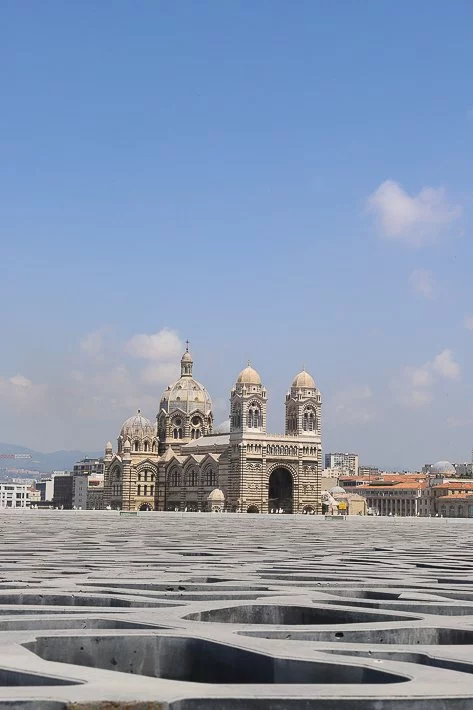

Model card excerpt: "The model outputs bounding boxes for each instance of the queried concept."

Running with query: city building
[355,476,430,516]
[36,478,54,502]
[52,474,73,509]
[28,486,41,504]
[358,466,380,479]
[0,483,30,509]
[430,481,473,517]
[73,457,104,477]
[72,472,88,509]
[325,452,359,477]
[104,347,322,514]
[87,474,104,509]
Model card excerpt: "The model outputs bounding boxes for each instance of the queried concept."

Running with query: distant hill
[0,442,102,474]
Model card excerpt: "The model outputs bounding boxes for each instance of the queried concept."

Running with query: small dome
[105,441,112,451]
[237,365,261,385]
[292,370,316,389]
[120,410,155,440]
[181,350,193,363]
[329,485,346,494]
[207,488,225,501]
[431,460,456,475]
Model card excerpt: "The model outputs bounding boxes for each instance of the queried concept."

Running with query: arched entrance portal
[268,468,293,514]
[139,503,152,511]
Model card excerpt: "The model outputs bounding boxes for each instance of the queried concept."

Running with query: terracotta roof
[433,482,473,490]
[356,481,427,491]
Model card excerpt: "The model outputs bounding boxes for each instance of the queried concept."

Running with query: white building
[0,484,30,509]
[325,452,359,477]
[72,472,89,509]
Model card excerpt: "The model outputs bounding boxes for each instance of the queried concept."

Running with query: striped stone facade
[103,351,322,514]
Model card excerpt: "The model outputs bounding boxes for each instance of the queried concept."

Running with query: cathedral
[103,347,322,514]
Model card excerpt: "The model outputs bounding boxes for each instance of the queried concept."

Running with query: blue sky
[1,1,473,469]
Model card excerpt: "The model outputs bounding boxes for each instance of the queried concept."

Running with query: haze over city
[2,1,473,470]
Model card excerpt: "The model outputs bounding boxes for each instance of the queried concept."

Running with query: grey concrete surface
[0,511,473,708]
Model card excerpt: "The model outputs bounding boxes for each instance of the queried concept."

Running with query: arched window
[144,470,148,482]
[137,473,141,482]
[205,467,217,486]
[152,441,156,452]
[232,404,242,428]
[137,484,141,496]
[187,469,197,486]
[248,410,253,427]
[144,485,148,496]
[170,469,180,487]
[150,485,154,496]
[134,440,140,452]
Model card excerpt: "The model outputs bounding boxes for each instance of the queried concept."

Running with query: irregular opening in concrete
[184,605,416,625]
[24,634,407,684]
[323,649,473,676]
[239,627,473,644]
[0,668,81,686]
[0,618,164,631]
[322,590,402,600]
[0,594,174,608]
[0,608,131,615]
[82,582,270,593]
[323,599,473,616]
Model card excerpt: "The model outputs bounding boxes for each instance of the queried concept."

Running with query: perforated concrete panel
[1,511,473,708]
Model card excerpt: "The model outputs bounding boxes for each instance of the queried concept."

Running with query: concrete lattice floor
[1,511,473,708]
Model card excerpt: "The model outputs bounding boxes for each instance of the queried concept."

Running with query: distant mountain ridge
[0,442,102,474]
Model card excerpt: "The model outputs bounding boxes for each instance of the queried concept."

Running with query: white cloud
[141,362,180,385]
[392,349,460,407]
[0,374,47,411]
[333,385,375,424]
[409,268,434,298]
[432,349,460,380]
[464,315,473,331]
[366,180,461,245]
[125,328,183,361]
[392,365,434,407]
[80,330,105,358]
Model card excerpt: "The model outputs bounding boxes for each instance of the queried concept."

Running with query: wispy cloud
[80,329,106,359]
[366,180,461,246]
[0,374,47,412]
[432,349,460,380]
[125,328,183,360]
[392,349,460,407]
[333,385,375,424]
[409,268,434,298]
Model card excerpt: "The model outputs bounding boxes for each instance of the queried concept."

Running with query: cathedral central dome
[159,348,212,416]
